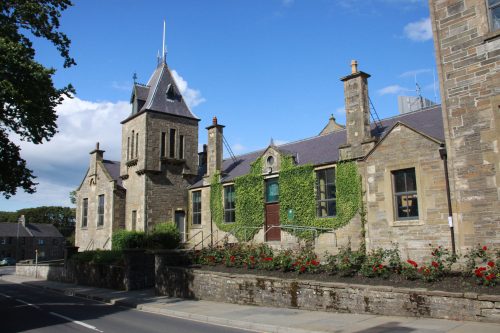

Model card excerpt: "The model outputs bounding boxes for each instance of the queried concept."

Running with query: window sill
[392,219,423,227]
[96,226,104,230]
[483,30,500,43]
[81,227,88,230]
[126,159,138,167]
[191,224,202,228]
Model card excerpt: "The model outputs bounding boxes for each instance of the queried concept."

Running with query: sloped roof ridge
[220,105,441,164]
[102,159,120,164]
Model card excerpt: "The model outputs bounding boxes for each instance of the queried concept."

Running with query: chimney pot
[351,60,358,74]
[96,142,100,150]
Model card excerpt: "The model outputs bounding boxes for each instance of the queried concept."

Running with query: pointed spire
[162,20,167,63]
[132,72,137,84]
[270,138,275,146]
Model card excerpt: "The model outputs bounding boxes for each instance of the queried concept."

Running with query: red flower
[263,257,273,262]
[300,266,306,273]
[311,260,319,266]
[230,255,235,262]
[486,273,495,281]
[480,266,487,271]
[475,269,483,278]
[378,264,384,269]
[431,261,439,268]
[373,266,377,272]
[487,261,495,268]
[407,260,418,268]
[483,246,488,251]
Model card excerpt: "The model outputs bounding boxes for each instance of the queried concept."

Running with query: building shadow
[353,321,416,333]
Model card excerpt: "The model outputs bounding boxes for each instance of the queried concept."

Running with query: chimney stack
[206,117,224,178]
[89,142,105,176]
[339,60,375,160]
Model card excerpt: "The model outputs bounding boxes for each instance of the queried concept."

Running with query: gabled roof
[122,62,199,123]
[190,105,444,189]
[25,223,64,238]
[0,223,63,238]
[130,84,149,103]
[102,160,123,187]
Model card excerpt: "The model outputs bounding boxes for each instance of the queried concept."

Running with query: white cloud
[378,85,411,95]
[404,17,432,42]
[171,70,206,108]
[0,96,130,210]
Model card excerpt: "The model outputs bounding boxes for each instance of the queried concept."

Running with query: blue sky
[1,0,439,211]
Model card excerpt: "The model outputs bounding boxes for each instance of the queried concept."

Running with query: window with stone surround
[179,135,185,159]
[392,168,419,220]
[488,0,500,31]
[160,132,166,157]
[82,198,88,228]
[131,130,135,159]
[315,168,336,217]
[127,137,130,160]
[131,210,137,231]
[224,185,235,223]
[97,194,105,226]
[135,132,139,158]
[192,191,201,225]
[169,128,176,158]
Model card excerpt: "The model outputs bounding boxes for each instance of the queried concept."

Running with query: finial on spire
[132,72,137,84]
[270,138,275,146]
[162,20,167,63]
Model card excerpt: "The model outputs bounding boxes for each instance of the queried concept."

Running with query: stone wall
[76,160,119,250]
[155,266,500,323]
[430,0,500,250]
[16,250,155,291]
[363,123,451,261]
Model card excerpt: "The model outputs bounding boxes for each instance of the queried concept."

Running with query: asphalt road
[0,280,253,333]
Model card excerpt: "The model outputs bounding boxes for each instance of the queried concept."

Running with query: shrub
[72,250,123,265]
[290,247,321,274]
[401,260,419,280]
[112,230,146,250]
[325,243,364,277]
[193,246,225,265]
[465,244,499,286]
[273,249,295,272]
[360,248,390,278]
[147,223,181,249]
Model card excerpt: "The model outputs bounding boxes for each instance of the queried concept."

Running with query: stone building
[187,62,452,260]
[430,0,500,251]
[75,55,199,250]
[75,5,499,257]
[0,218,65,261]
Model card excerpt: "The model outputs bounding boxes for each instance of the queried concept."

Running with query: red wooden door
[265,203,280,241]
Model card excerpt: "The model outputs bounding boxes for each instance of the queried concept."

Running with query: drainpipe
[439,144,456,255]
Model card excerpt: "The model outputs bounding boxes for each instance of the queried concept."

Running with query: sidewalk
[1,273,500,333]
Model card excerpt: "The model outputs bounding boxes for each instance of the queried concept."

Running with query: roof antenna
[162,19,167,63]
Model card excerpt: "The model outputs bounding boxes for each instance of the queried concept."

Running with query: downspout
[439,144,456,255]
[144,117,149,234]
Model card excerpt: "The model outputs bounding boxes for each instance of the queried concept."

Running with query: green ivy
[279,158,361,239]
[210,158,264,241]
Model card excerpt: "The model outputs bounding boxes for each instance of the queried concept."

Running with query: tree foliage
[0,0,75,198]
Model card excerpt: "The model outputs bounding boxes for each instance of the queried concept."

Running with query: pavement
[1,271,500,333]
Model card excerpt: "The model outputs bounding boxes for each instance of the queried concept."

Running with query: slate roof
[102,160,123,187]
[25,223,64,238]
[0,223,63,238]
[122,62,199,123]
[190,105,444,189]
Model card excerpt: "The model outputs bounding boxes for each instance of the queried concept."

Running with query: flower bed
[190,243,500,294]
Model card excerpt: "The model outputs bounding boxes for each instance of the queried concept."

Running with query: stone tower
[119,58,199,232]
[430,0,500,250]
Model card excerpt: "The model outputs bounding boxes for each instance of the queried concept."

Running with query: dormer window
[166,84,180,101]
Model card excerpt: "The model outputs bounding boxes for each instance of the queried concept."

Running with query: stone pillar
[339,61,375,160]
[123,249,155,290]
[205,117,224,178]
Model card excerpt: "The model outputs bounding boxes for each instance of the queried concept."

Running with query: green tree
[0,0,76,198]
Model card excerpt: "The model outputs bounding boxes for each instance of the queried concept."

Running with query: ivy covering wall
[210,154,361,241]
[210,158,264,241]
[279,157,361,239]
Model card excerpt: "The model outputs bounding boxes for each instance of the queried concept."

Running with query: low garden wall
[16,249,155,291]
[155,266,500,323]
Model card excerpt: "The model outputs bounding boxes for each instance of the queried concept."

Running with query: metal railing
[186,224,337,250]
[85,239,94,251]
